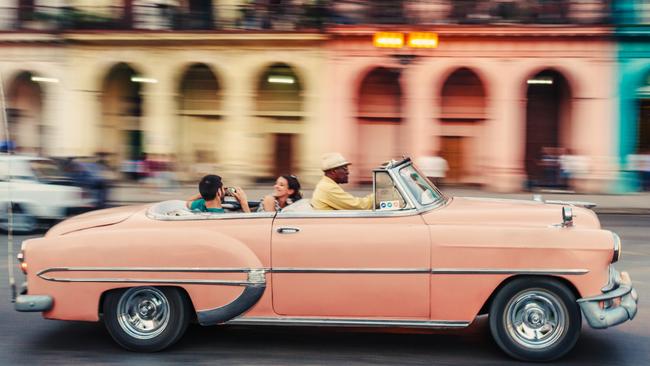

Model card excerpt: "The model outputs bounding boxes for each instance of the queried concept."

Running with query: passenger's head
[274,175,302,201]
[321,152,351,184]
[198,174,223,201]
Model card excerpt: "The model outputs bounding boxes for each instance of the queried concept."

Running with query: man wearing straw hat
[311,152,374,210]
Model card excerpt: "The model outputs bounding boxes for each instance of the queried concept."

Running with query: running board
[227,317,470,329]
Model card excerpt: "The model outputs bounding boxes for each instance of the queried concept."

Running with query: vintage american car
[14,158,637,361]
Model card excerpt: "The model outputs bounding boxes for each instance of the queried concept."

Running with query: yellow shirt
[311,176,374,210]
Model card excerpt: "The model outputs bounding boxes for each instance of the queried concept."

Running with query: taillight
[17,251,27,274]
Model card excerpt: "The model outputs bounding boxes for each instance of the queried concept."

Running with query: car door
[271,172,431,318]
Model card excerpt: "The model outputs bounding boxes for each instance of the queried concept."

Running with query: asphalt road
[0,214,648,365]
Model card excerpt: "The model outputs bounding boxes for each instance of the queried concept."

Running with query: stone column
[298,53,327,186]
[57,61,102,157]
[485,62,526,192]
[403,61,437,161]
[140,69,177,155]
[219,61,255,186]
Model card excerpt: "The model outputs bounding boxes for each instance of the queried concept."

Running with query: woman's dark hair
[281,174,302,201]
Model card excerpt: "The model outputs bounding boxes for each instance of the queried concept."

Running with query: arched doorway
[438,67,487,184]
[524,69,572,188]
[356,67,402,183]
[6,71,44,154]
[177,63,223,178]
[100,63,144,172]
[254,63,304,181]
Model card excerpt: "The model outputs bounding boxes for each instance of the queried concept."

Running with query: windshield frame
[389,160,449,212]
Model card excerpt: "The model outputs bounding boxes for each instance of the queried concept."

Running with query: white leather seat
[281,198,314,212]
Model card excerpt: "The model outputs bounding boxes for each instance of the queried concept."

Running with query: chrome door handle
[277,227,300,234]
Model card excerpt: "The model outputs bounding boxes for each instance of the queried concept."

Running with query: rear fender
[24,228,266,322]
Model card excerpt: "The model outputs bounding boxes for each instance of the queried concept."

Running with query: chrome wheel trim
[116,287,170,340]
[505,289,567,350]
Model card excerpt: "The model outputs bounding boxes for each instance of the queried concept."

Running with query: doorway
[440,136,464,183]
[274,133,294,176]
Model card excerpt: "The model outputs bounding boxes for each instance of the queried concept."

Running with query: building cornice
[328,25,614,39]
[0,31,327,46]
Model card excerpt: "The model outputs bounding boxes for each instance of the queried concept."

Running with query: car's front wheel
[103,286,191,352]
[489,277,581,361]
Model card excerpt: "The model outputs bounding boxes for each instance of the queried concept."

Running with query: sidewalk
[108,183,650,214]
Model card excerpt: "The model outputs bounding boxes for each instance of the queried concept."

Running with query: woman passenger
[258,175,302,212]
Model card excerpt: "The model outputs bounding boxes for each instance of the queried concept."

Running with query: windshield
[398,164,447,207]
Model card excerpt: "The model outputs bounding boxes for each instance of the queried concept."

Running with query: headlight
[612,232,622,263]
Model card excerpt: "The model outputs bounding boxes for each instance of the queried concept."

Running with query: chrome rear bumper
[15,295,53,312]
[577,268,638,329]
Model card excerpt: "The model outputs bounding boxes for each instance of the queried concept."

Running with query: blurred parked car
[0,155,94,233]
[52,157,116,209]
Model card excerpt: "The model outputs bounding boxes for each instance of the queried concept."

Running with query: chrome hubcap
[505,289,566,349]
[117,287,170,340]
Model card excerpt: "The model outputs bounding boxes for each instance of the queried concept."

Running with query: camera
[225,187,237,196]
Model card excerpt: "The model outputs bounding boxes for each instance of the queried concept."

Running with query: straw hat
[321,152,351,171]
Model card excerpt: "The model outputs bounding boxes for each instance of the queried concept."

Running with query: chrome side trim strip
[35,266,589,285]
[431,268,589,275]
[227,317,470,329]
[37,267,256,274]
[38,277,257,286]
[271,268,430,274]
[37,267,267,286]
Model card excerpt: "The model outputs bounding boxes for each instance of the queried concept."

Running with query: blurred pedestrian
[416,151,448,186]
[540,147,561,188]
[559,149,589,191]
[627,152,650,191]
[640,151,650,191]
[258,174,302,212]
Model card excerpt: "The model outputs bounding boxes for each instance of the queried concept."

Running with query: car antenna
[0,70,17,302]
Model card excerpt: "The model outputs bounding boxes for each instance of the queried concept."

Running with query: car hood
[422,196,600,229]
[46,205,145,236]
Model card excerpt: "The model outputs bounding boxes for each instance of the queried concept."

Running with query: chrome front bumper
[577,267,638,329]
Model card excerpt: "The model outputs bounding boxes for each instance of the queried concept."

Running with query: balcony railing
[0,1,612,32]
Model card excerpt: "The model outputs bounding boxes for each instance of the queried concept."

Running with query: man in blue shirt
[185,174,250,213]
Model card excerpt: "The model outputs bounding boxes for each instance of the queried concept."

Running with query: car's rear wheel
[103,286,191,352]
[489,277,581,361]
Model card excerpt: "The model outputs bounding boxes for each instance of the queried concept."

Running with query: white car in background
[0,155,94,233]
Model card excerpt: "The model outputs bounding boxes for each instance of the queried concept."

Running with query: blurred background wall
[0,0,648,193]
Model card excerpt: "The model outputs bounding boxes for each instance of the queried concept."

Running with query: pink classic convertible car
[14,158,637,361]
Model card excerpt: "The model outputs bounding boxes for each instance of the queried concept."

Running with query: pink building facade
[324,26,616,192]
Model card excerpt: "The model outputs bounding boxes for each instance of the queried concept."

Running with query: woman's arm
[262,195,277,212]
